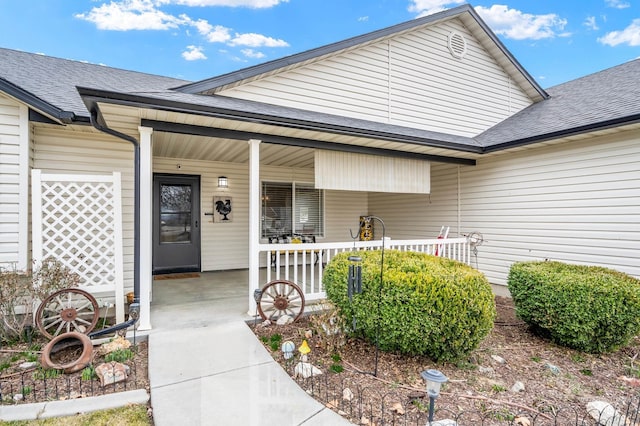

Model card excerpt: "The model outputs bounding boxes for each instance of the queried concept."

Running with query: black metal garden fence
[0,340,146,406]
[286,364,640,426]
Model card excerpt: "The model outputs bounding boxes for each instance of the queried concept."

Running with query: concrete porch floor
[149,268,511,329]
[150,269,253,330]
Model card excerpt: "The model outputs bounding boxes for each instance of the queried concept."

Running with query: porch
[150,236,471,329]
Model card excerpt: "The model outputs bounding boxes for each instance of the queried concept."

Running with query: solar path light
[421,369,448,425]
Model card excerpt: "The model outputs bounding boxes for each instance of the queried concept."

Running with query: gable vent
[447,31,467,59]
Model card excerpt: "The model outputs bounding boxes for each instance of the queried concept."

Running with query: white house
[0,4,638,329]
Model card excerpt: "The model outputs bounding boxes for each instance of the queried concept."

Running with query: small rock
[304,329,313,339]
[360,416,370,425]
[18,362,37,369]
[511,381,525,392]
[294,361,323,379]
[343,387,354,401]
[478,366,495,374]
[619,376,640,387]
[514,416,531,426]
[276,315,293,325]
[337,410,347,416]
[586,401,626,426]
[95,362,130,386]
[390,402,405,415]
[13,394,23,402]
[98,335,131,355]
[256,319,271,329]
[545,363,560,375]
[491,355,506,364]
[431,420,457,426]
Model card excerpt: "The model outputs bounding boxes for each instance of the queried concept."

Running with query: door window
[159,184,192,243]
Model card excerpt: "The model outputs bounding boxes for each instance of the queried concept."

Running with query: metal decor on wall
[214,196,233,222]
[359,215,373,241]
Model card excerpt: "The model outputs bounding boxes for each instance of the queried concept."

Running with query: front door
[153,174,201,274]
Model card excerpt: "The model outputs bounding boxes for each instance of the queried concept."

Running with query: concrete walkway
[148,273,352,426]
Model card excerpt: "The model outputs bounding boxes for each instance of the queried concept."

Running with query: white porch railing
[260,237,470,302]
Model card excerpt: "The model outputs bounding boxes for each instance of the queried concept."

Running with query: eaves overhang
[481,113,640,153]
[0,77,78,124]
[77,86,483,160]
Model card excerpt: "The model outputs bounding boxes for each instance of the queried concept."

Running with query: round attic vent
[448,31,467,59]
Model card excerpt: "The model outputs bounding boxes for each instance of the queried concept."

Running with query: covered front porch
[78,89,481,331]
[150,236,471,328]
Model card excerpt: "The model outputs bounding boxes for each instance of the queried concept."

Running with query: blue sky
[0,0,638,88]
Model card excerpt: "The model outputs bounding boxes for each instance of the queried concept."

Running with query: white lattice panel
[32,170,124,323]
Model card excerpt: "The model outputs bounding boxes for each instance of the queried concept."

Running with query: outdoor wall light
[421,369,448,424]
[281,340,295,360]
[218,176,228,188]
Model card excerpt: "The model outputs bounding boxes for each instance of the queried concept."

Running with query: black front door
[153,174,201,274]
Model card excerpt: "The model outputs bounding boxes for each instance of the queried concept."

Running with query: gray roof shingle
[1,46,638,153]
[0,47,188,120]
[477,58,640,149]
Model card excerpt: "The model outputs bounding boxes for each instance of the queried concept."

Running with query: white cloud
[160,0,288,7]
[75,0,186,30]
[76,0,290,61]
[584,16,599,31]
[598,18,640,46]
[188,18,232,42]
[241,48,265,58]
[358,16,369,22]
[408,0,464,16]
[605,0,630,9]
[229,33,289,47]
[475,5,568,40]
[182,45,207,60]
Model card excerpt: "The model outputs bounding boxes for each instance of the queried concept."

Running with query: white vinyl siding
[389,131,640,286]
[32,125,135,290]
[154,157,249,271]
[459,132,640,285]
[218,18,532,137]
[367,163,458,239]
[0,95,29,269]
[154,158,367,271]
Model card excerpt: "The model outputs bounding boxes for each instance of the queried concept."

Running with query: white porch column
[248,139,261,314]
[138,126,153,330]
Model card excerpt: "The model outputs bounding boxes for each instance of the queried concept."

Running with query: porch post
[248,139,261,314]
[138,126,153,330]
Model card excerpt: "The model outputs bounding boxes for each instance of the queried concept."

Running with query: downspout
[89,108,141,317]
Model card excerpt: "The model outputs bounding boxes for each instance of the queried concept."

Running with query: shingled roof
[1,44,639,153]
[0,47,188,122]
[477,58,640,150]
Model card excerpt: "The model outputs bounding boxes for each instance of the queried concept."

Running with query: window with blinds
[261,182,324,238]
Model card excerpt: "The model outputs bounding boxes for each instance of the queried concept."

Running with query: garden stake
[348,216,385,377]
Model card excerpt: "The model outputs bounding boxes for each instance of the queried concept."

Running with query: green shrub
[508,261,640,353]
[323,250,495,362]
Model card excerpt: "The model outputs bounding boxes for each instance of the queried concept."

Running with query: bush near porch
[508,261,640,354]
[323,250,495,362]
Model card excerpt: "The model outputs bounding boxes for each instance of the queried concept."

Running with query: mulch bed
[252,296,640,425]
[1,336,148,405]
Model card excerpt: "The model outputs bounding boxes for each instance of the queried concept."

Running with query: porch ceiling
[96,102,480,167]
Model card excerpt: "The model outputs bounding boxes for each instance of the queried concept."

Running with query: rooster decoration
[215,199,232,221]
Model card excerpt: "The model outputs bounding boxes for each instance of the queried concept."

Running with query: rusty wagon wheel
[35,288,100,340]
[257,280,305,322]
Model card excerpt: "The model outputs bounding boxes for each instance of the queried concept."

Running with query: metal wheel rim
[257,280,305,322]
[35,288,100,340]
